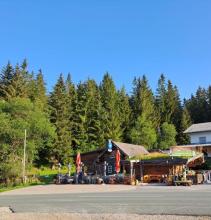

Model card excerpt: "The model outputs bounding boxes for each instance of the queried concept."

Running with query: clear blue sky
[0,0,211,98]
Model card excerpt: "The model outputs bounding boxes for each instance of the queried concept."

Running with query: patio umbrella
[115,149,121,174]
[76,152,81,173]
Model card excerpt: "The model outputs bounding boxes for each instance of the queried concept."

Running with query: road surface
[0,184,211,216]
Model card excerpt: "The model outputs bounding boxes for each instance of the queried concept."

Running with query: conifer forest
[0,60,211,180]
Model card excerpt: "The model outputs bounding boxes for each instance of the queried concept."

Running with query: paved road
[0,184,211,216]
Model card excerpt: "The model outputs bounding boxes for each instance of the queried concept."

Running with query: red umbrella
[76,152,81,173]
[115,149,121,173]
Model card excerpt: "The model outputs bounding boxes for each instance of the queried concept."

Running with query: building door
[106,158,115,175]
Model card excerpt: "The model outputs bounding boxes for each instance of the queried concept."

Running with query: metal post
[23,129,26,184]
[130,161,133,182]
[104,161,107,176]
[140,161,143,183]
[68,163,71,176]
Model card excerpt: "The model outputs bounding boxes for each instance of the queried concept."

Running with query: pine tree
[186,87,208,123]
[85,79,104,149]
[131,75,157,123]
[158,122,177,150]
[0,62,14,99]
[207,86,211,121]
[65,74,77,151]
[71,81,88,152]
[171,85,182,128]
[5,63,29,99]
[100,73,122,141]
[130,115,157,149]
[117,87,131,142]
[49,74,71,164]
[35,69,47,106]
[156,74,166,125]
[156,76,182,143]
[177,107,191,145]
[130,75,157,148]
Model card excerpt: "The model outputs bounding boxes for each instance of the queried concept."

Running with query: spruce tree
[65,74,77,151]
[207,86,211,121]
[71,82,88,152]
[158,122,177,150]
[86,79,104,149]
[130,115,157,149]
[0,62,14,99]
[186,87,208,123]
[100,73,122,141]
[35,69,47,106]
[117,87,131,142]
[5,63,29,99]
[177,107,191,145]
[130,75,157,148]
[49,74,71,164]
[156,74,166,125]
[156,76,182,142]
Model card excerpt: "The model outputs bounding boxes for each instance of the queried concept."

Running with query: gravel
[0,213,211,220]
[0,184,135,196]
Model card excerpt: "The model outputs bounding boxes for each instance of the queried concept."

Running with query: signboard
[171,150,196,158]
[107,139,112,152]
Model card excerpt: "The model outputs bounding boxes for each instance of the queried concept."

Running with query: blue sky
[0,0,211,98]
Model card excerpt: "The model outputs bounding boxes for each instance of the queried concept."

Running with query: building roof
[184,122,211,134]
[171,143,211,149]
[112,141,149,157]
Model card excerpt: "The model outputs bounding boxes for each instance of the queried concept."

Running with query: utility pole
[23,129,27,184]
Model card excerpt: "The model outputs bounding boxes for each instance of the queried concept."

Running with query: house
[171,122,211,157]
[184,122,211,144]
[76,140,205,183]
[76,141,149,175]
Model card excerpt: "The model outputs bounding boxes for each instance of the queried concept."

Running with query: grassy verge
[0,166,75,193]
[0,182,40,193]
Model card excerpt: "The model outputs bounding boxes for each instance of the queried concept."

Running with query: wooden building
[77,141,149,175]
[171,122,211,157]
[121,153,204,183]
[74,141,204,184]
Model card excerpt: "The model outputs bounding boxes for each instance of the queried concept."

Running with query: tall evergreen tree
[35,69,47,105]
[86,79,104,149]
[5,64,29,99]
[130,75,157,148]
[130,115,157,149]
[65,74,77,151]
[207,86,211,121]
[100,73,122,141]
[49,74,71,164]
[156,74,166,125]
[186,87,208,123]
[177,106,191,145]
[0,62,14,99]
[158,122,177,150]
[71,81,89,152]
[117,87,131,142]
[156,75,182,144]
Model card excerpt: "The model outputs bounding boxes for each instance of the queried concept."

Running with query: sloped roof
[112,141,149,157]
[184,122,211,134]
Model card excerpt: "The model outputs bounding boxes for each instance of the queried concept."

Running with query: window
[107,165,112,174]
[199,137,206,144]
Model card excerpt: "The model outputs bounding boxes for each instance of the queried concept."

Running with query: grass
[131,151,201,161]
[131,152,170,160]
[0,182,40,193]
[0,166,75,193]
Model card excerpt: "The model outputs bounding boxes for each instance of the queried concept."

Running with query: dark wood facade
[74,142,204,183]
[75,141,148,176]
